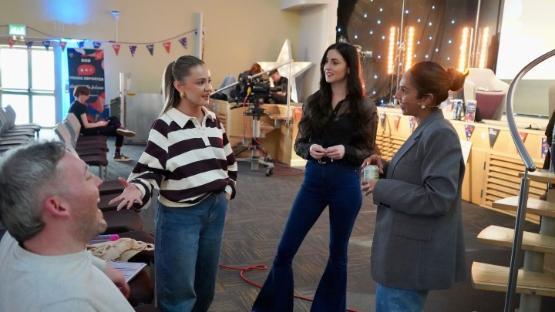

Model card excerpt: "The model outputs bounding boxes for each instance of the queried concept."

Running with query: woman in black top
[252,42,378,312]
[68,86,135,161]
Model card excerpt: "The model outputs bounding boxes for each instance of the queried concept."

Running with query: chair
[463,68,509,120]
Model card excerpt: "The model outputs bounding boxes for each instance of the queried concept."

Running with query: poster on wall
[67,48,108,120]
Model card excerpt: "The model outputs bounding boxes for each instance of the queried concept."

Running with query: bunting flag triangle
[146,44,154,56]
[25,41,33,49]
[163,41,171,54]
[78,40,85,49]
[129,45,137,57]
[393,115,401,130]
[542,137,549,159]
[59,41,67,51]
[409,116,416,133]
[8,38,15,48]
[519,131,528,143]
[464,124,475,141]
[488,128,500,148]
[112,43,121,56]
[178,37,188,49]
[42,40,51,50]
[93,41,102,49]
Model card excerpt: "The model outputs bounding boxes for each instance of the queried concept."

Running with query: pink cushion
[475,90,505,120]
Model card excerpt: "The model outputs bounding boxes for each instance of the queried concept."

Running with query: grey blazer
[371,109,466,290]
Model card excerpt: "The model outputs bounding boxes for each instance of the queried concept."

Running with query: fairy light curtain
[338,0,501,104]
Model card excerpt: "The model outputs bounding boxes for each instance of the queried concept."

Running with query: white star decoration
[257,39,312,103]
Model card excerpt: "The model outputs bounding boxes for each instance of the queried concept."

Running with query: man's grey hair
[0,141,67,242]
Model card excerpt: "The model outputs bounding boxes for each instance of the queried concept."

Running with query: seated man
[0,141,134,311]
[269,69,288,104]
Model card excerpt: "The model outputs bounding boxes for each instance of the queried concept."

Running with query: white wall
[495,0,555,116]
[284,0,338,102]
[497,0,555,80]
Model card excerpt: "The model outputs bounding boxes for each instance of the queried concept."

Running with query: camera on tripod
[231,73,284,113]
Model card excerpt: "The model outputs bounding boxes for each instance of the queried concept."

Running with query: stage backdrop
[67,48,109,120]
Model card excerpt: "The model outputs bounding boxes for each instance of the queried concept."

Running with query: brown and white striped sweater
[129,107,237,208]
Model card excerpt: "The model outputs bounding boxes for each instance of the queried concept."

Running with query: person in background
[0,141,133,311]
[362,61,467,312]
[69,85,136,161]
[252,42,378,312]
[109,55,238,312]
[269,69,288,104]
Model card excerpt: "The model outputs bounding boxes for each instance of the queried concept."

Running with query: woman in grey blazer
[362,61,467,312]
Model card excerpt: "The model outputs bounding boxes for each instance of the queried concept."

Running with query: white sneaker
[114,154,132,162]
[116,128,136,137]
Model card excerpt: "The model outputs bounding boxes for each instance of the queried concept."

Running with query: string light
[405,26,415,70]
[405,10,409,14]
[369,30,374,35]
[354,34,358,39]
[364,13,368,18]
[458,27,470,72]
[387,26,396,74]
[377,20,382,24]
[432,5,436,10]
[428,22,433,26]
[381,35,386,40]
[435,48,439,52]
[448,39,453,44]
[451,19,456,24]
[478,27,490,68]
[428,35,433,40]
[417,18,421,23]
[373,74,379,79]
[425,54,429,59]
[379,8,383,12]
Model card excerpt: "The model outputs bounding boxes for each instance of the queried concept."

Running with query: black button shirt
[294,97,377,166]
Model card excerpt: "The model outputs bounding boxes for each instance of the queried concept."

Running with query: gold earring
[180,92,185,98]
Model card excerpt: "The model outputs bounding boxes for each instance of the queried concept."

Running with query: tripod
[234,103,274,176]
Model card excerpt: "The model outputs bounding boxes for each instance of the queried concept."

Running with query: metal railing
[503,49,555,312]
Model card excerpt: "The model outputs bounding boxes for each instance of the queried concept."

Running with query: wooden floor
[102,139,555,312]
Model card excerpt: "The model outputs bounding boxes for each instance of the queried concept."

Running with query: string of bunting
[1,24,196,57]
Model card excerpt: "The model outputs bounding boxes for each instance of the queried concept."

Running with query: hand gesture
[325,145,345,160]
[108,177,143,211]
[309,144,326,160]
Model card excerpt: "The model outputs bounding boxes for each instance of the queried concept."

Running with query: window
[0,46,56,127]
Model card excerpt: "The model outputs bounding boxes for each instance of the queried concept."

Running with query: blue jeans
[375,283,428,312]
[155,192,228,312]
[252,160,362,312]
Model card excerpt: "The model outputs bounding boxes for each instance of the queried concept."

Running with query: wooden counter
[208,100,306,167]
[376,107,548,222]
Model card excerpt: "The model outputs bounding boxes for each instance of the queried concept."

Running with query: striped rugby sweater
[129,107,238,208]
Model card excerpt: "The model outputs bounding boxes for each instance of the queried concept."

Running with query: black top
[270,77,288,104]
[69,100,87,130]
[294,96,378,166]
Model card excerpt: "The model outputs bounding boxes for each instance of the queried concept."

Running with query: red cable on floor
[219,264,360,312]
